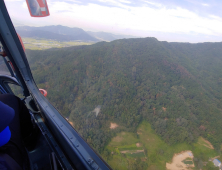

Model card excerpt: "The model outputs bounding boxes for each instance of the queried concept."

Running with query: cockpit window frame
[0,1,112,169]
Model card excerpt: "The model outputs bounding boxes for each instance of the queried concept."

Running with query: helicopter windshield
[0,53,11,76]
[4,0,222,170]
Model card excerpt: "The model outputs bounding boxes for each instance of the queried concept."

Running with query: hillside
[104,121,219,170]
[26,38,222,169]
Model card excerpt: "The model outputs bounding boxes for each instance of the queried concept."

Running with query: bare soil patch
[136,143,142,147]
[162,107,167,112]
[166,151,194,170]
[110,122,118,129]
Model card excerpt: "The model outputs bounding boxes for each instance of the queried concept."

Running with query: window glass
[8,83,23,98]
[0,57,10,76]
[5,1,222,170]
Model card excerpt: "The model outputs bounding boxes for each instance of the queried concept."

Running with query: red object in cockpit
[39,89,47,97]
[17,34,25,52]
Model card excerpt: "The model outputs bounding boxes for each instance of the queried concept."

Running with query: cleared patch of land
[110,122,118,129]
[162,107,167,111]
[166,151,194,170]
[136,143,142,147]
[198,137,214,149]
[109,132,138,146]
[103,121,219,170]
[112,135,123,143]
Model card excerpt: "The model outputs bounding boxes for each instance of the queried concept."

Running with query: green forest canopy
[25,37,222,155]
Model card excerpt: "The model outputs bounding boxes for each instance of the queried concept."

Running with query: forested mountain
[16,25,98,42]
[87,31,138,41]
[25,38,222,155]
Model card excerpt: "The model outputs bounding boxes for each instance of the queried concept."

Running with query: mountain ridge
[16,25,98,42]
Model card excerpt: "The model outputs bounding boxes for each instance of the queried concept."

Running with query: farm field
[102,121,219,170]
[21,38,93,50]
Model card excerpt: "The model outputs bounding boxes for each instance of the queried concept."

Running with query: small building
[213,159,221,167]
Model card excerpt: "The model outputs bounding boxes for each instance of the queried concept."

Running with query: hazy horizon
[5,0,222,43]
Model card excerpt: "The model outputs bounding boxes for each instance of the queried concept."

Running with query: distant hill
[87,31,138,41]
[16,25,99,42]
[16,25,138,42]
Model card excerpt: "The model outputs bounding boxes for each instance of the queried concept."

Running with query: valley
[22,38,93,50]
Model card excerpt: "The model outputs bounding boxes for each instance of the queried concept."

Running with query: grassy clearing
[117,144,143,151]
[198,137,214,149]
[182,158,193,165]
[183,160,193,164]
[184,157,192,161]
[107,155,128,170]
[109,132,139,146]
[103,121,219,170]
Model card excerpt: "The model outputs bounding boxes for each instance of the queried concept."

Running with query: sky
[5,0,222,43]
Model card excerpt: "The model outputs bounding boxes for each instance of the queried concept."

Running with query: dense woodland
[25,38,222,158]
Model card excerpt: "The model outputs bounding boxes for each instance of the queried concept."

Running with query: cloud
[51,2,222,33]
[201,3,209,7]
[119,0,131,4]
[4,0,222,42]
[143,1,162,8]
